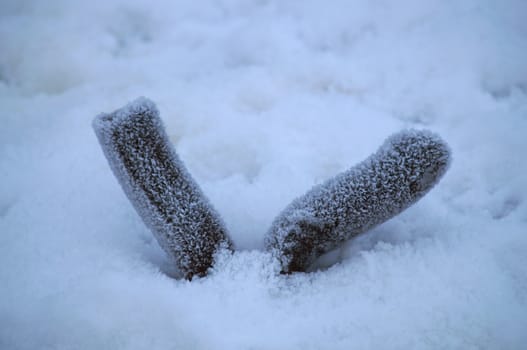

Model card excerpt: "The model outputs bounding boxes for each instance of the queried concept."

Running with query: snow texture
[266,130,451,272]
[2,0,527,349]
[93,97,233,279]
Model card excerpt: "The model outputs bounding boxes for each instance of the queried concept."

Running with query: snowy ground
[1,0,527,349]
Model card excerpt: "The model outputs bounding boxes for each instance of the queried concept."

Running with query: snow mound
[1,0,526,349]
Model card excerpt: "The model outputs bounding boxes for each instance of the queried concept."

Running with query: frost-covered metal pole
[93,97,233,279]
[265,130,451,273]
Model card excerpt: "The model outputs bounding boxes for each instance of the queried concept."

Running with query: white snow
[1,0,526,349]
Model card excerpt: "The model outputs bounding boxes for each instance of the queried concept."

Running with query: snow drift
[1,0,526,349]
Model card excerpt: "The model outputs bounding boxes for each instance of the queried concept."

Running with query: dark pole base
[93,97,233,279]
[265,129,451,273]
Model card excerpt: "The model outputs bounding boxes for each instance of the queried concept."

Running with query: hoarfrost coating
[94,98,450,276]
[266,130,451,273]
[93,97,233,279]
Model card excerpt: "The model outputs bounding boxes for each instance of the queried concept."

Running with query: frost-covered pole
[93,97,233,279]
[265,130,451,273]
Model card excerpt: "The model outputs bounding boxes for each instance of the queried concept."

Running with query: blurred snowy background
[1,0,526,349]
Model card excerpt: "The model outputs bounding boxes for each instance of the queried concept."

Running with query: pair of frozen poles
[93,97,451,280]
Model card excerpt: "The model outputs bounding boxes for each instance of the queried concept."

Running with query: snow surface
[1,0,527,349]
